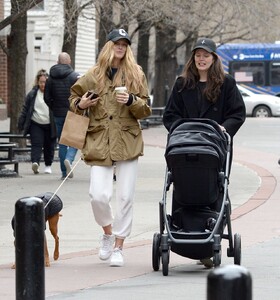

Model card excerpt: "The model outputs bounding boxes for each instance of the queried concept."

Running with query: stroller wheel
[213,234,222,267]
[162,250,169,276]
[213,251,221,267]
[152,232,161,271]
[234,233,242,265]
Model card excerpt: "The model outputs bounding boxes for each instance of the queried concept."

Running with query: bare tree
[0,0,43,134]
[0,0,43,32]
[136,16,152,79]
[62,0,80,68]
[153,23,177,107]
[62,0,94,68]
[8,0,28,134]
[95,0,114,53]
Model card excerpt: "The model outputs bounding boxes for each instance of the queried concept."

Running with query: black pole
[15,197,45,300]
[207,265,252,300]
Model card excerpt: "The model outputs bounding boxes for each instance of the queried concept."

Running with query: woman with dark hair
[163,38,246,268]
[69,29,151,267]
[163,37,245,137]
[18,69,56,174]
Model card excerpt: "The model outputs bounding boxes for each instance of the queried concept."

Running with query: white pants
[89,159,138,239]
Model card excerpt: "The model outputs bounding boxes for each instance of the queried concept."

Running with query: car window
[239,90,249,97]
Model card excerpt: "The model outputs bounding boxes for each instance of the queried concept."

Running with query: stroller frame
[152,119,241,276]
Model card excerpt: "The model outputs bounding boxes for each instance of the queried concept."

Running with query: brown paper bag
[59,110,89,149]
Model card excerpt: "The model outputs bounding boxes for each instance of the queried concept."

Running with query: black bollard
[207,265,252,300]
[15,197,45,300]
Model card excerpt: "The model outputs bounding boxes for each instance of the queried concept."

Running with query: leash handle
[44,157,82,209]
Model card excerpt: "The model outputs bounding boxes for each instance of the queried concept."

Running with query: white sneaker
[99,234,115,260]
[44,166,52,174]
[110,247,124,267]
[32,162,39,174]
[64,159,73,178]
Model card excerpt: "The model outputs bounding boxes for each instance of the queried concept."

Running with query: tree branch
[0,0,43,32]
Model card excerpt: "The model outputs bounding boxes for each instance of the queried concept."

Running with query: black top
[163,74,246,138]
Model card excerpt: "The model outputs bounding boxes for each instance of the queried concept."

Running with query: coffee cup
[115,86,127,93]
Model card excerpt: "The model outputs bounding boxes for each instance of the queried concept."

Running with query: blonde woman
[69,29,151,267]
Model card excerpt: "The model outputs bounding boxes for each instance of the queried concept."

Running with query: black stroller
[152,118,241,276]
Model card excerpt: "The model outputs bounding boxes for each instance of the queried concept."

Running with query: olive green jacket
[69,68,152,166]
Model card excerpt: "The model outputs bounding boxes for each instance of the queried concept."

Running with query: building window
[30,1,44,11]
[34,35,43,52]
[34,46,41,52]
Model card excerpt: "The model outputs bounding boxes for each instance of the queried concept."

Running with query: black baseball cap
[192,38,216,53]
[107,29,131,45]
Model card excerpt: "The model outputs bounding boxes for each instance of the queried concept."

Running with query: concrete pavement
[0,118,280,299]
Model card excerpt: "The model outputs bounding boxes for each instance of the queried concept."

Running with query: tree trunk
[185,33,198,62]
[98,0,113,53]
[153,24,177,107]
[137,19,151,80]
[8,0,28,136]
[62,0,79,68]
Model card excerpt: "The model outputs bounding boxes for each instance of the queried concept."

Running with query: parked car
[238,84,280,117]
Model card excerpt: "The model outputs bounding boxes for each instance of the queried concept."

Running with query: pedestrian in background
[69,29,151,267]
[44,52,80,179]
[18,69,57,174]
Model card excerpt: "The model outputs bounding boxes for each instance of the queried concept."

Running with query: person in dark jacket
[44,52,80,179]
[163,38,246,136]
[163,38,246,268]
[18,69,57,174]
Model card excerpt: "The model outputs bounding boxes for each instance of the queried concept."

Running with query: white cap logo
[119,29,127,36]
[201,40,206,44]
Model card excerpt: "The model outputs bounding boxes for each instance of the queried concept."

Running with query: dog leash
[44,157,82,209]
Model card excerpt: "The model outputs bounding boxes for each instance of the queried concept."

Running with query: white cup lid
[115,86,127,92]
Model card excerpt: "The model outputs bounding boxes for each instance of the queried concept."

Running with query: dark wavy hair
[180,51,225,103]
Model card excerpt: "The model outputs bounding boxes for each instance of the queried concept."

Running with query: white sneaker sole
[110,261,124,267]
[32,163,39,174]
[98,252,112,261]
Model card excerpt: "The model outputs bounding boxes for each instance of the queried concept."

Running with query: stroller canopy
[165,118,228,169]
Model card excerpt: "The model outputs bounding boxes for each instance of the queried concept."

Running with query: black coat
[163,74,246,138]
[18,86,56,138]
[44,64,80,117]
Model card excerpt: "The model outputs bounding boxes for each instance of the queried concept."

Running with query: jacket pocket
[121,125,141,137]
[82,125,109,161]
[120,125,143,158]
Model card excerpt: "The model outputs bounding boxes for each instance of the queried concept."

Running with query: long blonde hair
[92,41,145,94]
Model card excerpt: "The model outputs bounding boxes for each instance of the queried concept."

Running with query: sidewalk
[0,118,279,299]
